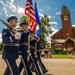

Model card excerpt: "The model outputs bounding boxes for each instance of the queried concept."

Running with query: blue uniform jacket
[2,28,32,59]
[19,30,28,56]
[2,28,19,59]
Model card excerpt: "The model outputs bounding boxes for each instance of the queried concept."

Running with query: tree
[20,16,28,24]
[40,14,53,48]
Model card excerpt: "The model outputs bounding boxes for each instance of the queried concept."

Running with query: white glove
[14,33,21,40]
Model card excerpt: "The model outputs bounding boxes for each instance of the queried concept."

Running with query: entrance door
[65,39,74,53]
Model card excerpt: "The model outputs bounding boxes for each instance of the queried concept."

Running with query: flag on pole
[25,0,37,32]
[25,0,30,16]
[34,2,41,36]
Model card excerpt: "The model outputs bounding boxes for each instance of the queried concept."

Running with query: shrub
[52,48,68,55]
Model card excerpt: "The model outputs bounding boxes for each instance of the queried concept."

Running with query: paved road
[0,55,75,75]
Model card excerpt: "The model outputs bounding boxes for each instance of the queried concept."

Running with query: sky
[0,0,75,41]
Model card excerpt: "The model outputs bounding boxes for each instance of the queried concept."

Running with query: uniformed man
[18,22,33,75]
[29,35,48,74]
[18,23,43,75]
[36,36,48,74]
[2,16,21,75]
[29,34,43,75]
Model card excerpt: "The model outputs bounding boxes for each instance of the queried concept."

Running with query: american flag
[25,0,36,32]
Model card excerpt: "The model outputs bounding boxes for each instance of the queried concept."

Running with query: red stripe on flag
[25,0,37,32]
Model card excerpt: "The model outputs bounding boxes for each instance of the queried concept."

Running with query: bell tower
[60,5,73,39]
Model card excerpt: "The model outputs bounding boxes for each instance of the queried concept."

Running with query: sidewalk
[0,55,75,75]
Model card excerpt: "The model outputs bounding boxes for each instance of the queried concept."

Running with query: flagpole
[28,9,30,54]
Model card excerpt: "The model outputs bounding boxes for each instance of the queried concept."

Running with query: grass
[52,54,71,58]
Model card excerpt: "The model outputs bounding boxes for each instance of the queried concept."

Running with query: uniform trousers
[37,51,47,73]
[19,45,33,75]
[3,59,11,75]
[30,48,42,75]
[3,58,19,75]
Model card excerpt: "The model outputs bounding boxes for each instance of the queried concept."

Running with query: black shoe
[43,69,48,74]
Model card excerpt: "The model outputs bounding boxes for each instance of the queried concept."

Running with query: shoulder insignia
[2,32,6,35]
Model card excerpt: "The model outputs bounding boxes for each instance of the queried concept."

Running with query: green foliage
[0,42,4,51]
[52,54,70,58]
[40,14,53,48]
[16,27,20,32]
[47,43,51,49]
[20,16,28,24]
[52,49,68,55]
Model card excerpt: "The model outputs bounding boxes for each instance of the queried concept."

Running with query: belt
[20,43,28,45]
[36,50,41,52]
[4,43,19,46]
[30,45,35,49]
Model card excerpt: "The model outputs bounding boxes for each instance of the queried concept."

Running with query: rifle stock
[0,19,16,34]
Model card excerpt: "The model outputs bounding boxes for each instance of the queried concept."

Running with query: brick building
[51,5,75,51]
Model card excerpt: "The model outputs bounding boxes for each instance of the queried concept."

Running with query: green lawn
[52,54,71,58]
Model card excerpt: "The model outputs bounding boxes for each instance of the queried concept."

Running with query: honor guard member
[29,34,43,75]
[2,16,21,75]
[36,36,48,74]
[18,22,33,75]
[18,24,43,75]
